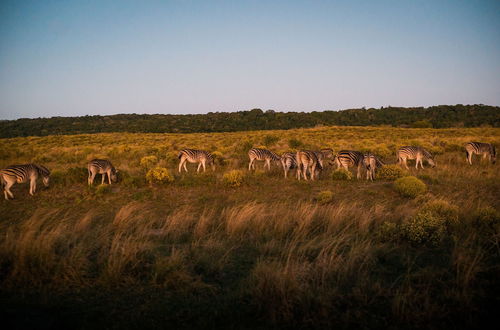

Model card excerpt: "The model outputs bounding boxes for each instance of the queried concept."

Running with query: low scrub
[377,165,405,181]
[146,167,174,184]
[331,168,352,180]
[394,176,427,198]
[316,190,333,204]
[222,170,245,187]
[140,155,158,170]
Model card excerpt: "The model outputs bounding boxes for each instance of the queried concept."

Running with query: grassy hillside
[1,126,499,329]
[1,104,499,138]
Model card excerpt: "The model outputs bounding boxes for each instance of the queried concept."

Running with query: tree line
[0,104,498,138]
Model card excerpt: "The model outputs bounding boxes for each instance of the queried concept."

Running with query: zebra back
[336,150,364,167]
[1,164,49,182]
[281,152,297,169]
[297,150,322,169]
[248,148,281,162]
[179,149,214,163]
[398,146,433,160]
[88,159,116,173]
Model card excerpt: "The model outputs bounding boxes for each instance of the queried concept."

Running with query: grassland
[0,126,499,329]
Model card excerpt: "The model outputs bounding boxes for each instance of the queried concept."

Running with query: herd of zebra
[0,142,496,200]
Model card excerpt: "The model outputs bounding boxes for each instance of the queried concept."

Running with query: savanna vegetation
[1,104,499,138]
[0,125,499,329]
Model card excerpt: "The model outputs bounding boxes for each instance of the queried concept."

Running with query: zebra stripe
[178,149,215,173]
[334,150,365,179]
[363,153,384,181]
[296,150,322,181]
[313,148,334,168]
[1,164,51,200]
[397,146,435,169]
[248,148,281,171]
[88,159,118,185]
[280,152,297,178]
[465,142,496,165]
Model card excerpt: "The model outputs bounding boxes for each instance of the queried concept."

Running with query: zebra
[397,146,435,170]
[296,150,322,181]
[313,148,334,168]
[1,164,50,200]
[248,148,281,171]
[88,159,118,185]
[465,142,496,165]
[280,152,297,178]
[334,150,365,179]
[178,149,215,173]
[363,153,384,181]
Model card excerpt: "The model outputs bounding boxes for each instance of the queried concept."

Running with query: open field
[1,126,499,329]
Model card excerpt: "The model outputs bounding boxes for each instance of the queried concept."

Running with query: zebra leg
[108,170,112,184]
[89,172,96,186]
[179,158,185,173]
[403,158,409,170]
[101,173,106,185]
[248,159,253,171]
[311,164,316,181]
[202,161,206,172]
[357,164,361,179]
[4,181,15,199]
[29,178,35,195]
[303,164,309,181]
[265,159,270,171]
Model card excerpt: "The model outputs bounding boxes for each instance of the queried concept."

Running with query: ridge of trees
[1,104,498,138]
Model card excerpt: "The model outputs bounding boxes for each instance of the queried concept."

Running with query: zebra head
[110,168,118,182]
[36,164,51,187]
[427,157,436,168]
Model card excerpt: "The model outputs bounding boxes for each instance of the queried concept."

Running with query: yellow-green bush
[331,168,352,180]
[420,200,459,226]
[377,165,405,181]
[222,170,245,187]
[140,155,158,169]
[146,167,174,184]
[473,206,499,229]
[401,211,446,245]
[394,176,427,198]
[316,190,333,204]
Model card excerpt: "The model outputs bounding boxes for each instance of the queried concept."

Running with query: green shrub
[377,165,405,181]
[394,176,427,198]
[420,200,459,225]
[263,135,279,147]
[140,155,158,169]
[146,167,174,184]
[401,211,446,245]
[316,190,333,204]
[288,138,303,149]
[222,170,245,187]
[331,168,352,180]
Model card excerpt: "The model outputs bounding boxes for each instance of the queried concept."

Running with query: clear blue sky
[0,0,499,120]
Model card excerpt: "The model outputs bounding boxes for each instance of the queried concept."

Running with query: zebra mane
[421,148,433,159]
[35,164,50,176]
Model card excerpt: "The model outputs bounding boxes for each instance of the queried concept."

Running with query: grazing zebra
[465,142,496,165]
[178,149,215,173]
[363,153,384,181]
[280,152,297,178]
[1,164,50,200]
[88,159,118,185]
[397,146,435,169]
[248,148,281,171]
[313,148,334,168]
[334,150,365,179]
[296,150,322,181]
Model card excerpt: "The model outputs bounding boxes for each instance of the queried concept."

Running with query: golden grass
[0,125,499,328]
